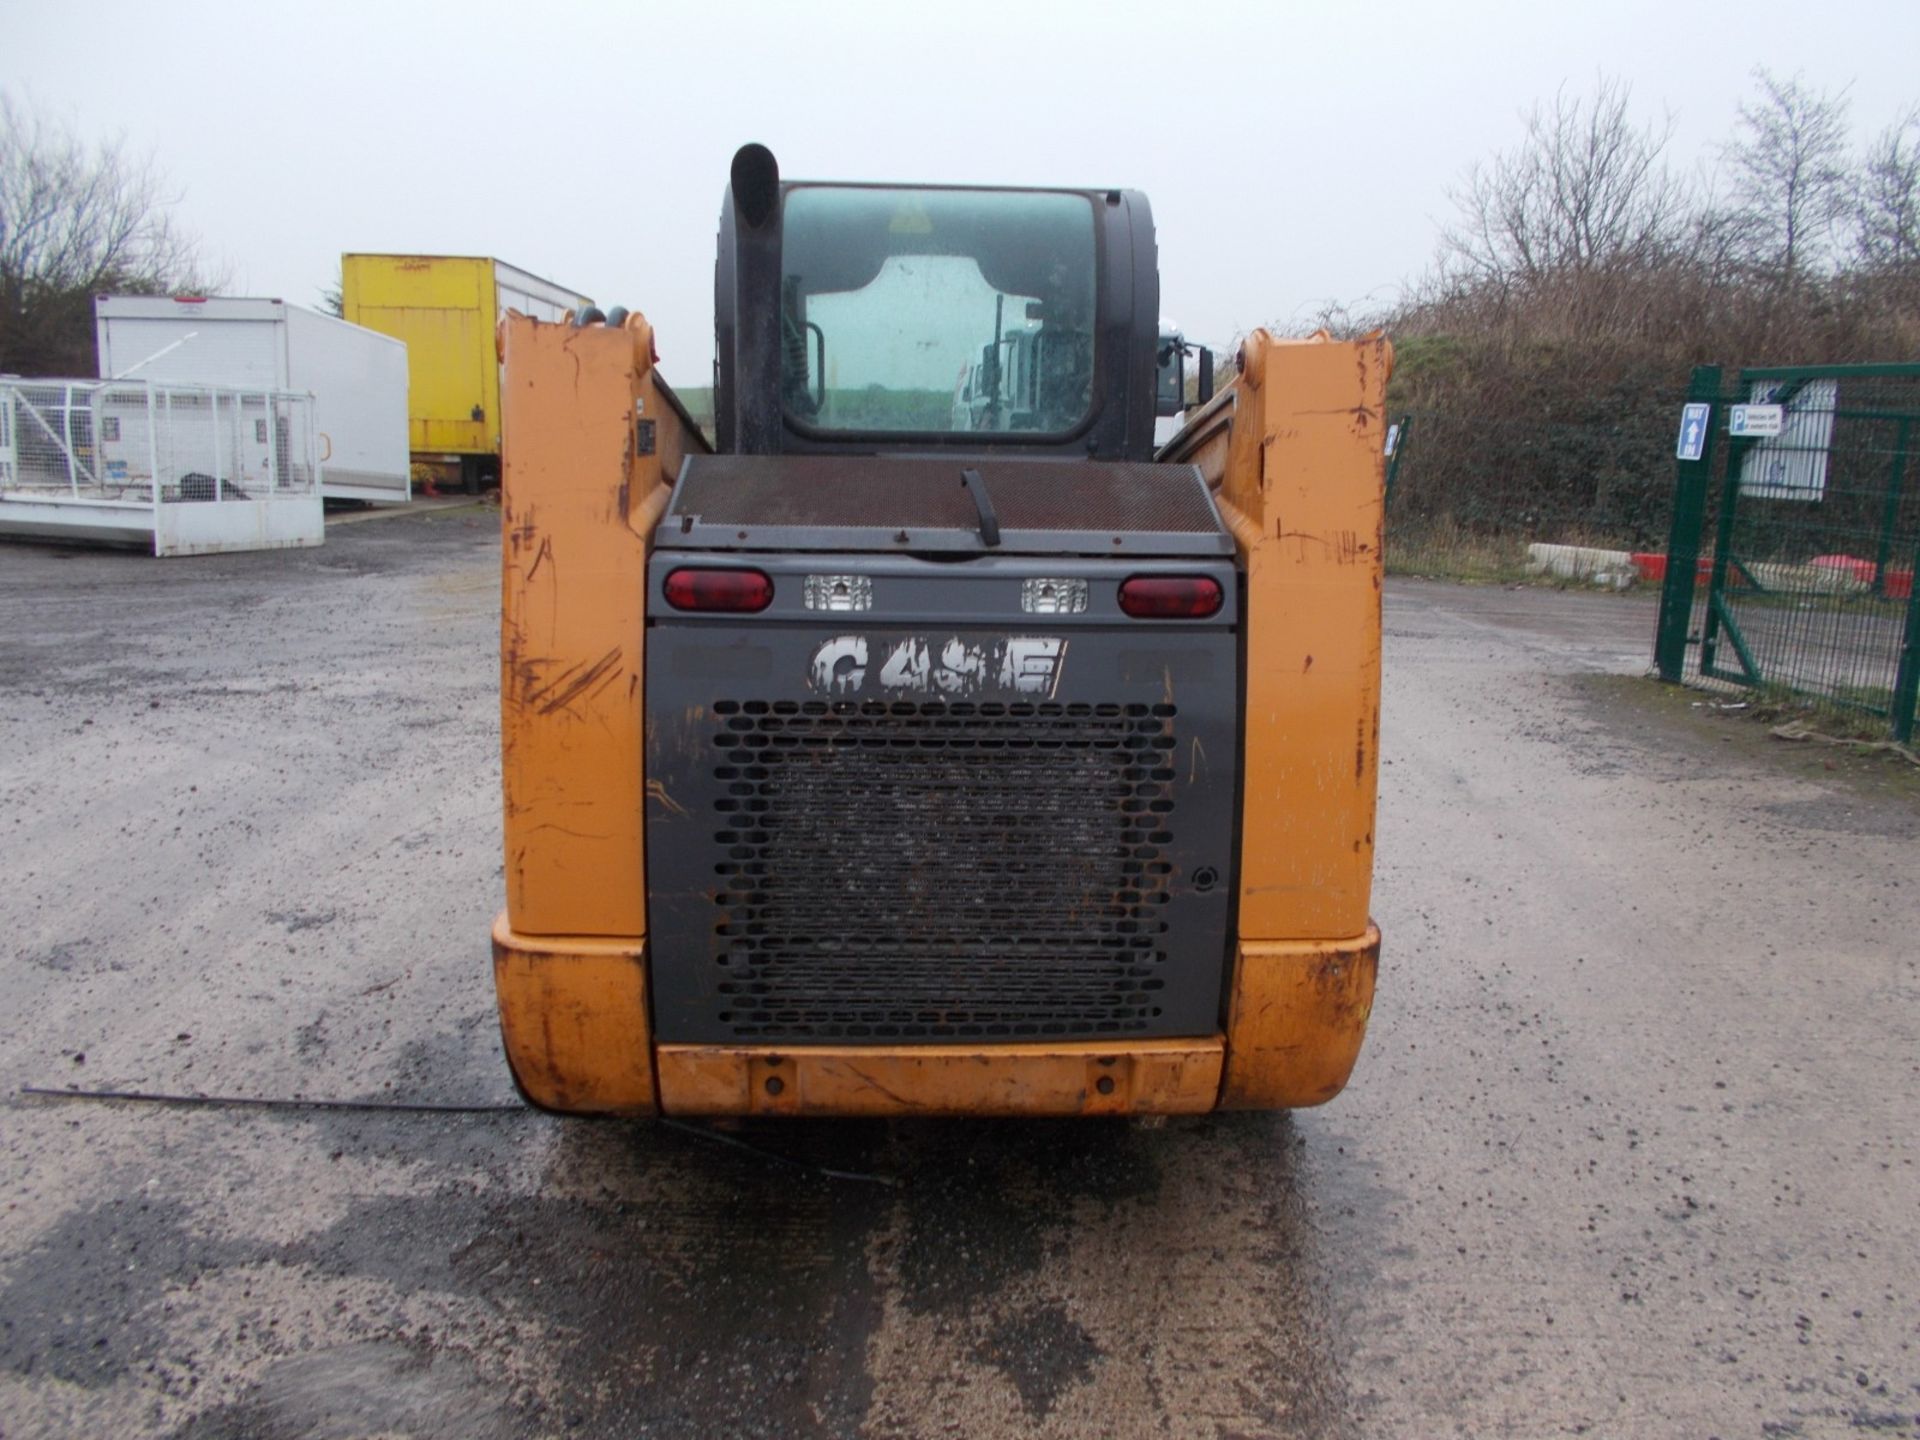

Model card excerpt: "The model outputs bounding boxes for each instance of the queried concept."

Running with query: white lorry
[94,296,410,504]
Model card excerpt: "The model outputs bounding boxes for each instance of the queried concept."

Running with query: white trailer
[95,296,410,504]
[492,262,591,325]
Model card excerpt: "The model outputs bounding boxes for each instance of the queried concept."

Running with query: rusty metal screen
[702,698,1181,1041]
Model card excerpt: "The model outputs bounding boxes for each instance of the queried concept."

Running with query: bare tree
[1856,106,1920,272]
[1386,72,1920,574]
[0,92,216,376]
[1443,78,1690,288]
[1721,69,1854,281]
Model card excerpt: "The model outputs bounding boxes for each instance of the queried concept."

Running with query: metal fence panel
[1656,363,1920,742]
[0,377,322,556]
[0,379,318,503]
[1385,355,1918,741]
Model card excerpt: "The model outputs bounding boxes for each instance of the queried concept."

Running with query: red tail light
[664,567,774,613]
[1118,575,1223,619]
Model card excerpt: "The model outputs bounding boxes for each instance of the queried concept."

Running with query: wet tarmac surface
[1,515,1915,1438]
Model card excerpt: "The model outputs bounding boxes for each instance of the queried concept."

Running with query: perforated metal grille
[705,698,1180,1040]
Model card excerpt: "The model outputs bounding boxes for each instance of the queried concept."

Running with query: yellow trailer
[340,254,591,491]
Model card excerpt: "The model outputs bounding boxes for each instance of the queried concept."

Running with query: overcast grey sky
[8,0,1918,388]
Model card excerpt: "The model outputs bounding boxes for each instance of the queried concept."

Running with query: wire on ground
[18,1085,902,1187]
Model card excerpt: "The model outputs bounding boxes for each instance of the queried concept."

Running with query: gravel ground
[0,514,1914,1438]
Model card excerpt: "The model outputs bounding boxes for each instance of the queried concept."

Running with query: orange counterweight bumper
[493,914,1378,1118]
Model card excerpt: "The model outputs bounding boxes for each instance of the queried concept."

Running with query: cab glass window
[780,186,1097,436]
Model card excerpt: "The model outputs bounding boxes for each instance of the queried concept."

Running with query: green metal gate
[1654,363,1920,743]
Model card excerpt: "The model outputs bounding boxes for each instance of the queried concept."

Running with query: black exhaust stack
[715,143,783,454]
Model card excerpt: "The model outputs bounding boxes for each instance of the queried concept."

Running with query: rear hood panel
[642,548,1241,1047]
[657,455,1233,558]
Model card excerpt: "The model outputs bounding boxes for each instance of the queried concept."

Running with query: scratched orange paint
[498,314,701,938]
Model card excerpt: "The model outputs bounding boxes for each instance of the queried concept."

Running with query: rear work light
[1117,574,1223,619]
[663,567,774,613]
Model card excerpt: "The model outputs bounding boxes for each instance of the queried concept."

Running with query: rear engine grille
[706,698,1179,1040]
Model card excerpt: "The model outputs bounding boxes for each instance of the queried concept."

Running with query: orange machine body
[493,314,1386,1117]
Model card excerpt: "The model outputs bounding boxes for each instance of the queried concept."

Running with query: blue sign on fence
[1676,403,1710,462]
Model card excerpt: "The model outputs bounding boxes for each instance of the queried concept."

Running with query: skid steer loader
[491,144,1387,1117]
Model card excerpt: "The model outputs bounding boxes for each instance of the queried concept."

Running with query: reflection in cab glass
[780,186,1097,436]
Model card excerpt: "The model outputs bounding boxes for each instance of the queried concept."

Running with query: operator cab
[714,144,1199,461]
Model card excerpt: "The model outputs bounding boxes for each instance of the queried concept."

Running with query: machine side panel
[499,312,706,936]
[1163,332,1388,941]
